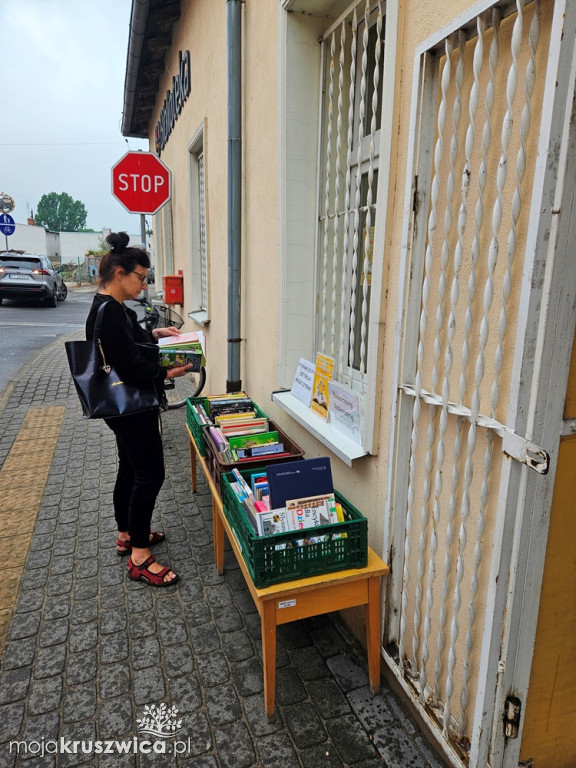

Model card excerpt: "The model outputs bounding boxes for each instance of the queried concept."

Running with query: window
[276,0,396,458]
[317,2,384,392]
[188,123,209,325]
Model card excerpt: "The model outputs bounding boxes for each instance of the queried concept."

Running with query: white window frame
[275,0,398,462]
[188,121,210,326]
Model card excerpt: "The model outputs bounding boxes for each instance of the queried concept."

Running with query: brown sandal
[127,555,179,587]
[116,531,166,556]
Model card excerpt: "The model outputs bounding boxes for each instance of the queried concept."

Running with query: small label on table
[278,599,296,609]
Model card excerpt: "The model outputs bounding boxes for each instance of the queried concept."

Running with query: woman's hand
[152,326,181,340]
[166,363,193,380]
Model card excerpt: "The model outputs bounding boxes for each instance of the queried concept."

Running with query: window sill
[272,390,368,467]
[188,310,210,326]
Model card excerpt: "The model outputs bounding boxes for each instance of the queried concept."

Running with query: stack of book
[158,331,206,370]
[227,457,347,542]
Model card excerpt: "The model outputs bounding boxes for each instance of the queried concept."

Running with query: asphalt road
[0,285,94,396]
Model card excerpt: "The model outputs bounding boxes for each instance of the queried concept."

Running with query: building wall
[142,1,572,763]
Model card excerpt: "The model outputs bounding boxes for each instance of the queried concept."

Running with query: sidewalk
[0,330,448,768]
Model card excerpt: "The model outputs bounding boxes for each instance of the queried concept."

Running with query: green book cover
[228,431,279,451]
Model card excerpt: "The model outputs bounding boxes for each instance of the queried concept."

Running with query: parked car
[0,252,67,306]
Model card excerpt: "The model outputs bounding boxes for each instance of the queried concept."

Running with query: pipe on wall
[226,0,242,393]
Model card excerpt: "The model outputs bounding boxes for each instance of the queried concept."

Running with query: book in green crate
[228,431,279,451]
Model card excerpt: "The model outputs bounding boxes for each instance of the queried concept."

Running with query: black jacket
[85,294,167,397]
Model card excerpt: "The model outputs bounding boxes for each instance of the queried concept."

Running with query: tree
[35,192,87,232]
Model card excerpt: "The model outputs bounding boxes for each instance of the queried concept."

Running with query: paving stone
[9,612,41,641]
[27,677,63,716]
[289,645,331,682]
[0,667,31,704]
[212,605,243,633]
[168,674,203,713]
[274,666,307,707]
[306,678,351,720]
[157,616,188,646]
[214,722,255,768]
[196,652,230,689]
[99,662,130,699]
[242,694,283,737]
[325,713,378,764]
[347,685,396,733]
[43,596,71,620]
[163,643,195,677]
[188,624,220,654]
[38,617,69,648]
[132,666,166,706]
[62,682,98,723]
[178,711,212,757]
[283,701,327,749]
[99,632,129,665]
[326,652,370,693]
[300,743,345,768]
[98,605,126,634]
[34,644,67,679]
[221,630,254,663]
[255,732,302,768]
[2,637,36,670]
[0,702,25,744]
[309,621,350,658]
[68,623,98,653]
[66,650,98,685]
[205,683,242,726]
[98,696,134,738]
[372,722,429,767]
[230,657,264,698]
[20,711,59,743]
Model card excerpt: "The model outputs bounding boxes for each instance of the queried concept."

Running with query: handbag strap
[92,300,114,375]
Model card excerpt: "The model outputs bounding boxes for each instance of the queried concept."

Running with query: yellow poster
[311,353,334,420]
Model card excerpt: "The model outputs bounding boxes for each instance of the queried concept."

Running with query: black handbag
[65,301,160,419]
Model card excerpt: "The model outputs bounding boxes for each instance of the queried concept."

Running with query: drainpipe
[227,0,242,393]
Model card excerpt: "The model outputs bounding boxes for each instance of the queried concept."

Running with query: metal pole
[140,213,148,298]
[226,0,242,393]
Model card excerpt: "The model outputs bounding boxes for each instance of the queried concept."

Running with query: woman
[86,232,191,587]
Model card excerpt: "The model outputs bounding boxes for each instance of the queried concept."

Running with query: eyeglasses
[131,270,148,284]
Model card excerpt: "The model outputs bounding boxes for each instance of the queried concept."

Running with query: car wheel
[57,283,68,302]
[46,290,58,307]
[0,298,3,305]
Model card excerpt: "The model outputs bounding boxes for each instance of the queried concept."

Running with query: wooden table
[186,425,389,721]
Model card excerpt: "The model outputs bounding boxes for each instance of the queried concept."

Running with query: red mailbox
[163,275,183,304]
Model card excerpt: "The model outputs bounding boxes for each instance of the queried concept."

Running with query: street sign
[0,213,15,236]
[111,151,171,215]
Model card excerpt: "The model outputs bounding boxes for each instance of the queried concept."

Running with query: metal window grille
[317,0,385,393]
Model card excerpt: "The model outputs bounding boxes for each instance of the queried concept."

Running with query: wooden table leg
[365,574,382,694]
[212,497,225,574]
[189,437,197,492]
[261,600,277,722]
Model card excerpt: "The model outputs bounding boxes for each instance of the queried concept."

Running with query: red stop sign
[112,151,171,214]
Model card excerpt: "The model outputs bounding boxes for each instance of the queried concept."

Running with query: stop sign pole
[112,151,171,296]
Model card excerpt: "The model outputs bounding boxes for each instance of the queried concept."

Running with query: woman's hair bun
[106,231,130,252]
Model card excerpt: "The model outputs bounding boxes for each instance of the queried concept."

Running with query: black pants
[105,409,165,548]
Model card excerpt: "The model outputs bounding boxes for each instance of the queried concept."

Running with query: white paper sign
[328,381,362,443]
[290,358,315,407]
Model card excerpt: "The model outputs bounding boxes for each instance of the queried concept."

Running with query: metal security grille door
[382,1,576,766]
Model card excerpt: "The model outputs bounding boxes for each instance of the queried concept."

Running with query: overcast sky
[0,0,149,235]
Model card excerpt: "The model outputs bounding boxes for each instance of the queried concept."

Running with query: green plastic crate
[186,397,268,457]
[221,469,368,588]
